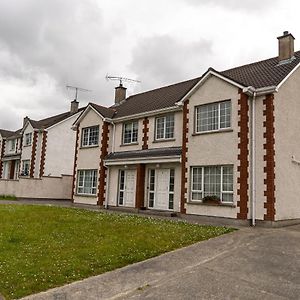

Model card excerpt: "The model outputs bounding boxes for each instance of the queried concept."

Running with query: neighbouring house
[72,31,300,225]
[20,100,84,178]
[0,129,22,179]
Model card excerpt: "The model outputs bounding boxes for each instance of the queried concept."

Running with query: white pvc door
[124,170,136,207]
[155,169,170,210]
[148,169,171,210]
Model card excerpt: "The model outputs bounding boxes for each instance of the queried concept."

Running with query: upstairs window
[81,126,99,147]
[196,100,231,133]
[10,139,16,151]
[25,133,32,146]
[155,114,174,140]
[123,121,138,144]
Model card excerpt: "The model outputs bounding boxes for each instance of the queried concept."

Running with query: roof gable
[73,103,116,127]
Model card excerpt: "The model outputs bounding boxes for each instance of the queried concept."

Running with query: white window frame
[155,114,175,140]
[9,139,16,151]
[21,160,30,176]
[81,126,99,147]
[122,121,138,144]
[77,169,98,195]
[25,133,32,146]
[191,165,233,203]
[195,100,231,133]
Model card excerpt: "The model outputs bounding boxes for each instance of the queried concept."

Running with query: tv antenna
[66,85,92,101]
[105,75,141,86]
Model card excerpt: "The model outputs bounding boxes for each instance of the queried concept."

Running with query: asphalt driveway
[21,224,300,300]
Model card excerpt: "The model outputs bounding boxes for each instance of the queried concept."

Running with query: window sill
[120,143,139,147]
[187,201,236,208]
[192,128,233,136]
[80,145,99,149]
[152,138,175,143]
[23,145,32,147]
[75,194,97,198]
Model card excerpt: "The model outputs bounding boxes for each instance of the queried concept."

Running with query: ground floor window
[191,165,233,203]
[77,169,97,195]
[21,160,30,176]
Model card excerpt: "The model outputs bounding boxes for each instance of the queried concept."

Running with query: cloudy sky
[0,0,299,130]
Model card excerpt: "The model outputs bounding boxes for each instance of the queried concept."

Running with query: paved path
[21,224,300,300]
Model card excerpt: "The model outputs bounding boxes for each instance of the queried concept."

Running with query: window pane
[132,122,138,142]
[222,193,233,202]
[165,115,174,139]
[192,167,202,192]
[156,117,165,139]
[192,192,202,201]
[220,101,231,129]
[203,166,221,198]
[169,169,175,192]
[169,193,174,210]
[197,103,218,132]
[222,166,233,192]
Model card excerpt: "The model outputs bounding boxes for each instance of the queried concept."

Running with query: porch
[104,147,182,213]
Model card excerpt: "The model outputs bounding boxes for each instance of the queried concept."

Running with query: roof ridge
[122,76,201,101]
[221,49,300,73]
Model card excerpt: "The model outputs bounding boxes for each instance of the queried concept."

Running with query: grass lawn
[0,195,17,201]
[0,205,234,299]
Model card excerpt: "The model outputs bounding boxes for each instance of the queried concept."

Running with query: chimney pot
[114,84,127,104]
[277,31,295,62]
[70,99,79,113]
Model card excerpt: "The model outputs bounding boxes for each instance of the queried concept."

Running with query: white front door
[148,169,174,211]
[118,169,136,207]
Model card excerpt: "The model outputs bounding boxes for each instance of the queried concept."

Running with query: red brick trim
[142,117,149,150]
[237,90,249,220]
[135,164,146,208]
[0,139,6,178]
[180,100,189,214]
[97,122,110,206]
[263,94,276,221]
[29,131,38,178]
[71,126,80,202]
[39,131,48,178]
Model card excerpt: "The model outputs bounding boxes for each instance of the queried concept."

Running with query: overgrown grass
[0,205,234,299]
[0,195,17,201]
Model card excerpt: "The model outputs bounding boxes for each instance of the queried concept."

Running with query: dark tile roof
[107,51,300,119]
[28,107,85,129]
[90,103,116,118]
[111,78,200,118]
[221,50,300,88]
[0,129,15,138]
[105,147,182,160]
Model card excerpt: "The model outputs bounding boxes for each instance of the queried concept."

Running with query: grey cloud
[129,35,213,92]
[0,0,116,129]
[184,0,279,11]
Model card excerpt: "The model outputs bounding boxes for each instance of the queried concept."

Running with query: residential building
[20,100,84,178]
[0,129,22,179]
[72,31,300,225]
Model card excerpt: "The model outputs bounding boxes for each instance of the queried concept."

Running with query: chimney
[23,116,29,128]
[70,99,79,113]
[115,83,127,104]
[277,31,295,62]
